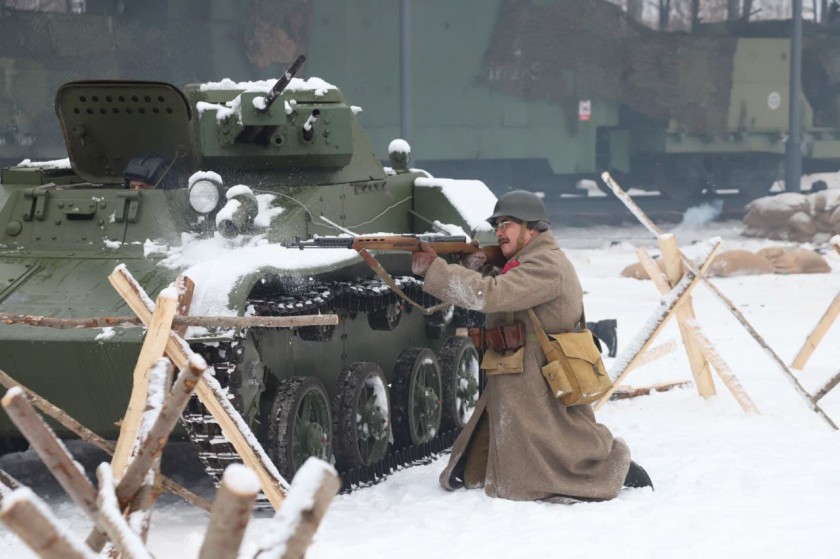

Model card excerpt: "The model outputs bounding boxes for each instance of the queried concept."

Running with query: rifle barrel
[287,234,470,251]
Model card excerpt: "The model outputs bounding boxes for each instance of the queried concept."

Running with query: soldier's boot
[623,460,653,490]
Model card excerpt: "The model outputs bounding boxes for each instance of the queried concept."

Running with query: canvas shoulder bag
[526,308,613,406]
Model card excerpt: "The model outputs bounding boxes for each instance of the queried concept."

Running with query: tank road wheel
[268,377,333,479]
[332,362,391,470]
[368,302,402,331]
[438,336,481,431]
[391,348,443,448]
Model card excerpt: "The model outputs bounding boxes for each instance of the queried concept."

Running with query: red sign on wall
[578,100,591,121]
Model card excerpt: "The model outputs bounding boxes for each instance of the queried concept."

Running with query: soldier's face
[494,217,534,258]
[129,180,153,190]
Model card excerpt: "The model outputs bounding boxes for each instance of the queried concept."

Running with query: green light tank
[0,57,497,484]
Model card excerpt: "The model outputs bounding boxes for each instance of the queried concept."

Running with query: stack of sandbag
[756,246,832,274]
[621,245,831,279]
[743,190,840,242]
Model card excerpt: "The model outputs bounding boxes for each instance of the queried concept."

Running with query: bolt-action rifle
[288,234,504,266]
[288,234,505,315]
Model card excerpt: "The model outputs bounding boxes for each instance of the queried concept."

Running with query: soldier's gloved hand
[460,249,487,271]
[412,242,438,276]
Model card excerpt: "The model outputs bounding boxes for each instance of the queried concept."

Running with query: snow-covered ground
[3,219,840,558]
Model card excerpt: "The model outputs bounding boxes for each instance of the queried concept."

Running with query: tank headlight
[189,179,223,214]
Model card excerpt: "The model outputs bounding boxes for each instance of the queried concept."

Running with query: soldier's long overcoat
[423,231,630,501]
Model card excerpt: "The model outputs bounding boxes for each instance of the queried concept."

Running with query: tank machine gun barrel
[235,54,307,144]
[259,54,307,112]
[301,109,320,142]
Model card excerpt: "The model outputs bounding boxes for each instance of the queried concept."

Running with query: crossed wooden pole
[786,237,840,408]
[0,265,343,558]
[596,173,836,430]
[107,265,293,509]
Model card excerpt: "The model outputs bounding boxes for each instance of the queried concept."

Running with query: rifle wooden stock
[290,234,507,268]
[352,236,505,267]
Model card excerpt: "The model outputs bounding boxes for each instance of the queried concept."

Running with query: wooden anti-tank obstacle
[0,266,342,558]
[1,385,340,558]
[596,173,832,424]
[786,236,840,406]
[107,265,290,511]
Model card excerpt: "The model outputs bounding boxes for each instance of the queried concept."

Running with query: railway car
[3,0,840,199]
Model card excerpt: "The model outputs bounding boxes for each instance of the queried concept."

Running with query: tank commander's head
[123,154,177,190]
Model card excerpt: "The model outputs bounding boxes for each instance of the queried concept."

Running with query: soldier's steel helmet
[487,190,549,225]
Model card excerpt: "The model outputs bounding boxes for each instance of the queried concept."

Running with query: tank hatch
[55,81,196,185]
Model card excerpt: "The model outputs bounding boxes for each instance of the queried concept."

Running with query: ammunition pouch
[482,322,527,353]
[480,347,525,375]
[527,309,612,406]
[470,322,528,376]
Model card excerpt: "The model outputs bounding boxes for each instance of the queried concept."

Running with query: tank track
[181,275,462,499]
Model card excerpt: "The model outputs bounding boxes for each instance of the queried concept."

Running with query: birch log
[593,240,721,411]
[0,468,22,495]
[126,359,174,542]
[684,321,760,414]
[609,380,691,400]
[173,274,195,338]
[659,233,716,398]
[0,487,98,559]
[114,357,206,511]
[602,171,838,430]
[0,312,339,329]
[0,388,111,548]
[0,367,211,511]
[636,247,671,292]
[198,464,260,559]
[812,368,840,403]
[623,340,677,374]
[85,356,207,552]
[254,458,341,559]
[112,289,177,477]
[790,291,840,370]
[109,266,288,509]
[1,388,99,518]
[95,465,153,559]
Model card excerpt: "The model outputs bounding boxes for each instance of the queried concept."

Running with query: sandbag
[708,250,774,277]
[761,246,831,274]
[744,193,811,226]
[620,258,665,280]
[789,211,817,235]
[811,189,840,213]
[787,249,831,274]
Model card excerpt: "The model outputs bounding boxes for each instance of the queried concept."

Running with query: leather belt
[469,322,527,353]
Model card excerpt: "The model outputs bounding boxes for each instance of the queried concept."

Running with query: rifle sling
[352,242,450,316]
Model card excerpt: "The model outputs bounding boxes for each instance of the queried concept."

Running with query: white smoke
[671,199,724,235]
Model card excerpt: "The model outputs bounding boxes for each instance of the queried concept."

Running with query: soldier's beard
[499,239,516,259]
